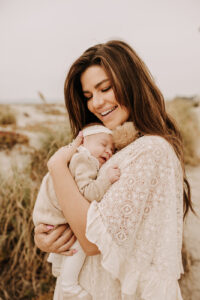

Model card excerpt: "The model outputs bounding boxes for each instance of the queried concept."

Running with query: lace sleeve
[91,144,169,247]
[86,137,183,298]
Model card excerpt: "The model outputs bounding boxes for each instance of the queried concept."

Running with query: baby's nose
[106,148,112,158]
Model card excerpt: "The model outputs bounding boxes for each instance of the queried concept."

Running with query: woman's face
[80,65,129,129]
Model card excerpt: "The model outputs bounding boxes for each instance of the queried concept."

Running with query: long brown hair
[64,39,194,218]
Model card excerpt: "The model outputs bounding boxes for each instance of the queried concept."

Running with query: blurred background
[0,0,200,299]
[0,0,200,102]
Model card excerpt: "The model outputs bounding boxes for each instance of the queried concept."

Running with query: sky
[0,0,200,103]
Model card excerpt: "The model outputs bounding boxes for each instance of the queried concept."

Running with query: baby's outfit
[33,145,112,299]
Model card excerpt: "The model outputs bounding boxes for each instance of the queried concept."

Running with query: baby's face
[83,133,114,166]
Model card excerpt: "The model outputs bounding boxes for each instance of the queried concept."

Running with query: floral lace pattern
[79,136,184,300]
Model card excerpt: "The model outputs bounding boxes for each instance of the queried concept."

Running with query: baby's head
[82,124,114,167]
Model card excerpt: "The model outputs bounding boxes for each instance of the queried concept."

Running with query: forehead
[80,65,109,89]
[96,132,113,143]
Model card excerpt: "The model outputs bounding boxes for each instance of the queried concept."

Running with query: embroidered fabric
[78,135,184,300]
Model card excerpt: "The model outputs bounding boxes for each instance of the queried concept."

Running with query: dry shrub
[166,97,200,165]
[0,131,29,150]
[0,105,16,125]
[179,242,195,300]
[0,122,72,299]
[30,123,73,180]
[181,242,193,274]
[0,172,55,300]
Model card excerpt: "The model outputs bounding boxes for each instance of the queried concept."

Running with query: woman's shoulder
[129,135,175,156]
[115,135,178,167]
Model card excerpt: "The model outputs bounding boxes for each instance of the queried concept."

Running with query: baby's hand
[107,165,121,184]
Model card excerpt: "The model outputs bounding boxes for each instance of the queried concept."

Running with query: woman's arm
[47,135,100,256]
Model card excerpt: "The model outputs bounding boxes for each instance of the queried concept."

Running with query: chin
[104,120,124,130]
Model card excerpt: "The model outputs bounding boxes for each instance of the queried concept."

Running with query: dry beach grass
[0,98,200,299]
[166,97,200,166]
[0,103,72,299]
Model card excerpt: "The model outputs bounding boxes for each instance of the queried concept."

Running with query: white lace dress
[54,135,184,300]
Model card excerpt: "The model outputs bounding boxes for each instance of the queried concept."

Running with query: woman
[34,40,193,300]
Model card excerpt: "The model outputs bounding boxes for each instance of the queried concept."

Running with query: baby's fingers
[114,168,121,176]
[112,174,120,182]
[111,164,119,169]
[111,164,121,173]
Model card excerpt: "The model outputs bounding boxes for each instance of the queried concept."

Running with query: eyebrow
[82,79,109,93]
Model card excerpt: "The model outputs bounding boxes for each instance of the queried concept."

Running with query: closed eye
[83,86,111,100]
[102,86,111,92]
[83,94,92,101]
[85,97,91,101]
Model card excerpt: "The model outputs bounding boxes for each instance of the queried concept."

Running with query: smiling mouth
[100,106,118,117]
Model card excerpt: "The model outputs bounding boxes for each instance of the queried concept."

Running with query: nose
[92,93,104,109]
[106,148,112,158]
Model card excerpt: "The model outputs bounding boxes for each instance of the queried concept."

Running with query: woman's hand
[34,224,77,256]
[47,132,83,171]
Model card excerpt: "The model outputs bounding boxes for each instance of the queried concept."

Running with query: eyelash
[102,86,111,92]
[84,86,111,101]
[84,96,91,101]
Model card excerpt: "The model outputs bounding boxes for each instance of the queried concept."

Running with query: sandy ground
[0,103,68,175]
[0,103,200,300]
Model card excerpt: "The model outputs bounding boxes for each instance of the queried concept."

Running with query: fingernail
[78,131,83,137]
[46,225,54,230]
[72,249,78,254]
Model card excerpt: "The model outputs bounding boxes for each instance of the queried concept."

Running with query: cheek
[97,145,104,154]
[121,107,130,121]
[110,90,118,103]
[87,101,93,113]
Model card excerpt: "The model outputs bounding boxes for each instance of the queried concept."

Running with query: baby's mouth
[99,156,107,164]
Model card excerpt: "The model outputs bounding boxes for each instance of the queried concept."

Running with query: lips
[99,156,107,164]
[100,156,106,162]
[100,106,118,117]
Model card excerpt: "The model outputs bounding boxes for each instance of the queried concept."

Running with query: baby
[33,124,120,299]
